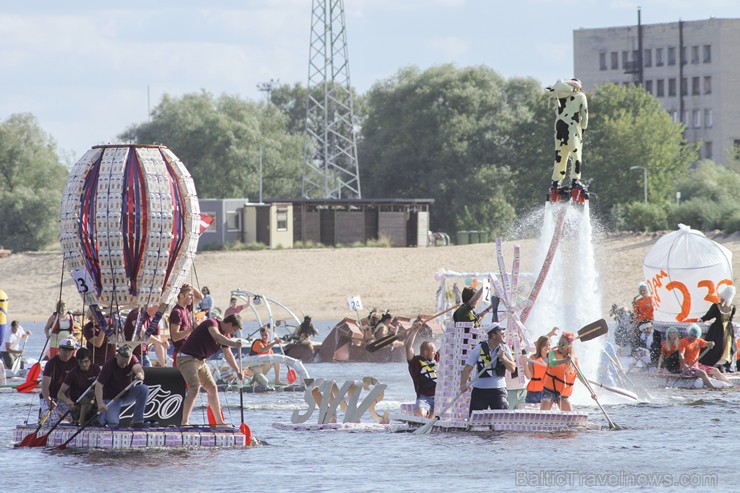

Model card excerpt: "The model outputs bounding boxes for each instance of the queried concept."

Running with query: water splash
[525,202,605,405]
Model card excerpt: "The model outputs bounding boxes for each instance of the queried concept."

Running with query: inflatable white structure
[644,224,733,323]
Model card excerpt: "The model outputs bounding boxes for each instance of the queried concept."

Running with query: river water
[1,322,735,492]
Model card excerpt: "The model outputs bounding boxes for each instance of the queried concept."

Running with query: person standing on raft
[540,332,578,411]
[460,324,516,414]
[404,317,437,417]
[699,285,736,373]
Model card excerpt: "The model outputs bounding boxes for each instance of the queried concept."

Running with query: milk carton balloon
[643,224,733,322]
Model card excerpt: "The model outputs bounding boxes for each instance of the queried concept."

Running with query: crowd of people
[613,281,738,390]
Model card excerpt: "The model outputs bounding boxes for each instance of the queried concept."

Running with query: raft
[392,404,589,432]
[14,423,250,449]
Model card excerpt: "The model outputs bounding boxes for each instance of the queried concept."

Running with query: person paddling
[540,332,578,411]
[404,317,437,417]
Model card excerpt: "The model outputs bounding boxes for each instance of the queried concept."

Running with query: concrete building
[574,18,740,163]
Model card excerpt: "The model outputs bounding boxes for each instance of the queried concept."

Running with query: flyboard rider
[547,78,589,194]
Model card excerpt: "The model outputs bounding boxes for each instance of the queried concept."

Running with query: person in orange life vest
[249,327,286,387]
[404,317,437,417]
[678,324,731,389]
[169,283,203,367]
[699,285,736,373]
[43,300,75,360]
[524,336,551,404]
[460,324,516,414]
[657,327,682,374]
[540,332,579,411]
[632,282,659,365]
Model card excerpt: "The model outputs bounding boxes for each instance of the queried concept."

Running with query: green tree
[119,91,303,199]
[0,114,67,250]
[359,64,539,235]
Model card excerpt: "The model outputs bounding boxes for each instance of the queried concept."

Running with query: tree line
[3,63,730,251]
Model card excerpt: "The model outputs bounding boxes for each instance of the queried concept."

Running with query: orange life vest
[543,350,577,397]
[526,356,547,392]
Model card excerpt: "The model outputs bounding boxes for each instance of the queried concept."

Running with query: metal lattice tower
[302,0,361,199]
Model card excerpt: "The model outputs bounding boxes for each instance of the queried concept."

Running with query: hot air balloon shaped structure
[59,144,200,338]
[644,223,734,324]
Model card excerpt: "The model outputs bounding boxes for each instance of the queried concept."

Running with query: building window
[667,78,676,97]
[226,211,241,232]
[644,49,652,67]
[668,47,676,65]
[705,141,713,160]
[703,44,712,63]
[693,110,701,128]
[276,207,289,231]
[671,110,679,123]
[691,46,699,64]
[622,50,629,69]
[704,76,712,94]
[599,52,607,70]
[705,109,713,128]
[611,51,618,69]
[683,111,690,126]
[681,78,688,96]
[692,77,700,95]
[644,80,653,95]
[656,48,664,66]
[657,79,665,97]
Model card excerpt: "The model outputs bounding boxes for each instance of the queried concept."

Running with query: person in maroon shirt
[57,347,100,424]
[82,308,115,367]
[177,314,243,426]
[123,306,169,367]
[169,284,203,367]
[40,337,78,423]
[403,318,438,417]
[95,345,149,428]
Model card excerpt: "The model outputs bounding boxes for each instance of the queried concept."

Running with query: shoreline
[2,231,738,323]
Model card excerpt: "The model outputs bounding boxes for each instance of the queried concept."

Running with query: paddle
[586,379,638,401]
[30,380,97,447]
[573,319,609,342]
[366,304,460,353]
[207,406,225,426]
[237,343,251,444]
[573,361,621,430]
[17,337,49,394]
[287,367,297,384]
[11,338,27,375]
[16,410,53,447]
[57,380,139,450]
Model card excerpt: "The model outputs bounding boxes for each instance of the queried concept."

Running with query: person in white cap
[700,285,736,372]
[460,323,516,414]
[40,337,78,422]
[546,78,589,191]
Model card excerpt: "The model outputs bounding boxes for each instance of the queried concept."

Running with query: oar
[573,319,609,342]
[366,304,460,353]
[30,380,97,447]
[586,379,638,401]
[237,342,252,444]
[573,361,621,430]
[414,361,493,435]
[57,380,139,450]
[16,409,53,447]
[17,337,49,393]
[602,349,654,400]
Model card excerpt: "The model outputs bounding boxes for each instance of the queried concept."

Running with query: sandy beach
[3,230,739,323]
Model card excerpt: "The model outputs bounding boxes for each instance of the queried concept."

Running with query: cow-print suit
[547,79,588,183]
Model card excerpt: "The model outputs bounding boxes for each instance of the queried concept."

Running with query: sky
[2,0,738,161]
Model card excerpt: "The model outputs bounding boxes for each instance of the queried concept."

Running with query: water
[2,323,736,492]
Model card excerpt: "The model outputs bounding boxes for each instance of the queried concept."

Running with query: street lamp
[629,166,648,203]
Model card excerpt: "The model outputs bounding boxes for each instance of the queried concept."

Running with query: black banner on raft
[119,368,186,426]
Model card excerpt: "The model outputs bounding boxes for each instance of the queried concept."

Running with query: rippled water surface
[2,323,736,492]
